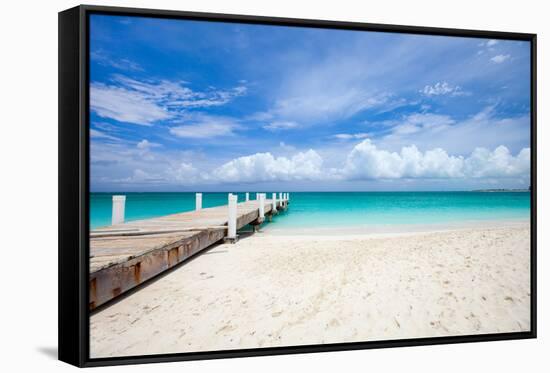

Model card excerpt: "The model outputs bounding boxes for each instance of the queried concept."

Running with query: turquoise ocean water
[90,192,530,230]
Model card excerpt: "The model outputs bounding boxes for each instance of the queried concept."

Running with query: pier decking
[89,195,288,310]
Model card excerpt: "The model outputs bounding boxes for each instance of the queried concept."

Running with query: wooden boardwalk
[90,196,288,310]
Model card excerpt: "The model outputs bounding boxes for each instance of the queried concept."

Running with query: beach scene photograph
[87,14,532,358]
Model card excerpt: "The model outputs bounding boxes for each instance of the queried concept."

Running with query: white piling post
[245,192,249,201]
[259,193,265,219]
[226,193,238,242]
[112,195,126,225]
[195,193,202,211]
[272,192,277,212]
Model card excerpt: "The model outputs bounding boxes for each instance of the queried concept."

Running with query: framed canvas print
[58,5,537,367]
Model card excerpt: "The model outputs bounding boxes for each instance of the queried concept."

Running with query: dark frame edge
[58,5,87,368]
[83,331,535,368]
[530,33,537,339]
[58,4,537,368]
[78,4,535,40]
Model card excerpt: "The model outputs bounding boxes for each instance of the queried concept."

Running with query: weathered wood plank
[89,199,284,310]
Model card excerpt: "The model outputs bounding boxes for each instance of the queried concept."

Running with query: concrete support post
[112,195,126,225]
[226,193,238,242]
[259,193,265,219]
[195,193,202,211]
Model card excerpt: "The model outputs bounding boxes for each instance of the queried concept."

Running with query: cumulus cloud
[464,146,530,178]
[342,139,530,180]
[211,150,324,183]
[92,135,530,189]
[420,82,468,97]
[208,141,529,184]
[491,54,511,64]
[343,139,464,179]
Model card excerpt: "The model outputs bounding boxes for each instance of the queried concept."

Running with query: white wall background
[0,0,546,370]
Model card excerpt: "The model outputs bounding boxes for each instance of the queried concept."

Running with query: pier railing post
[195,193,202,211]
[259,193,265,219]
[272,192,278,214]
[245,192,249,202]
[226,193,238,243]
[112,195,126,225]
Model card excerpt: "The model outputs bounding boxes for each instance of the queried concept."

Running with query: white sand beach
[90,221,531,358]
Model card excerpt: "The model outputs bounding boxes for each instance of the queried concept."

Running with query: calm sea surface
[90,192,530,230]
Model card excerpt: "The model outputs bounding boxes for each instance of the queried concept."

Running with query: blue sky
[89,14,531,192]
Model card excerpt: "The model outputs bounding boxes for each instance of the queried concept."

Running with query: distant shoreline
[471,189,530,193]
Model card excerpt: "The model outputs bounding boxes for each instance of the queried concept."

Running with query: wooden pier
[89,193,289,310]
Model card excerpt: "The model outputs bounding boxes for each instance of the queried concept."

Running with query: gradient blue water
[90,192,530,230]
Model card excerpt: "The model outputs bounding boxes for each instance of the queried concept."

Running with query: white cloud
[263,121,299,131]
[343,139,464,179]
[90,75,247,125]
[390,113,455,135]
[90,82,171,125]
[379,107,530,156]
[491,54,511,64]
[91,50,143,71]
[270,90,392,124]
[169,117,240,139]
[342,139,529,180]
[333,133,369,140]
[90,128,121,141]
[92,135,530,188]
[136,139,161,149]
[486,39,499,47]
[420,82,468,97]
[175,86,247,108]
[211,150,324,183]
[166,162,203,184]
[464,146,530,178]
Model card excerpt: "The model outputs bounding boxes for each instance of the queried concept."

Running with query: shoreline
[262,218,530,237]
[90,221,530,358]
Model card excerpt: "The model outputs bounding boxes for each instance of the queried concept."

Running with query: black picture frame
[58,4,537,368]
